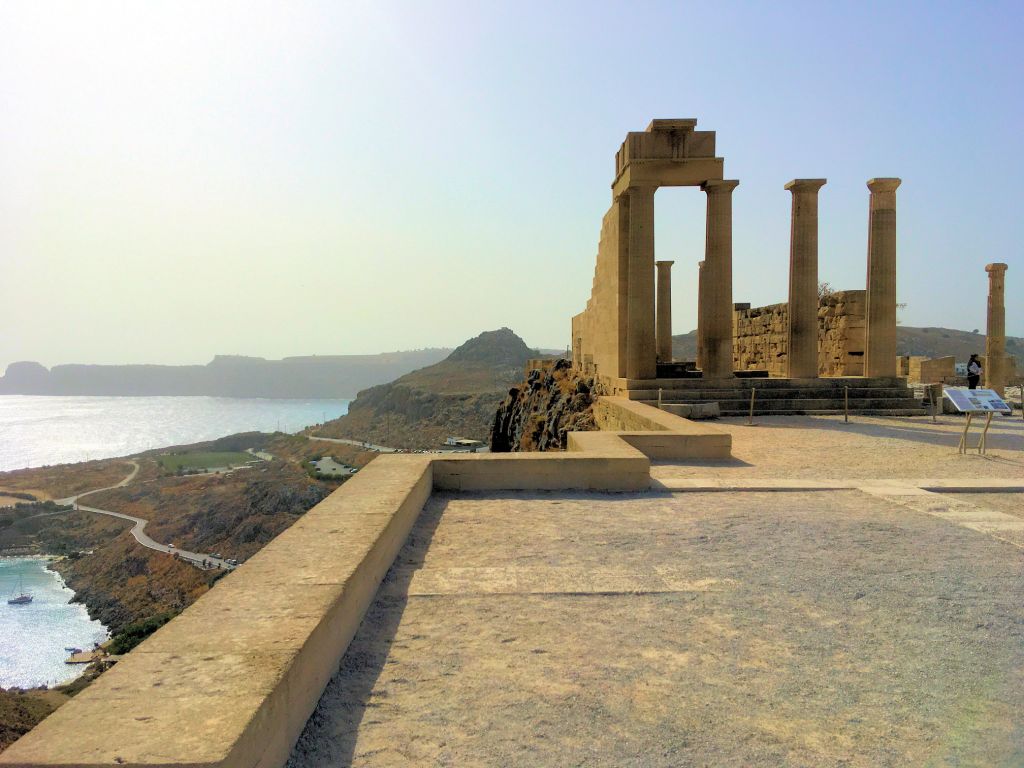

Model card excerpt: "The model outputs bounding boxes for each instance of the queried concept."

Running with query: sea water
[0,395,350,472]
[0,558,108,688]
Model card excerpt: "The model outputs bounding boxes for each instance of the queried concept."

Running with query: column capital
[985,262,1008,274]
[784,178,827,193]
[655,260,675,267]
[702,179,739,194]
[867,177,901,193]
[614,184,657,203]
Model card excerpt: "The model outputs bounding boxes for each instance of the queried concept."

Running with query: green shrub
[107,613,176,655]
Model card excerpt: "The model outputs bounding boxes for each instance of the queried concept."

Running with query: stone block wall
[732,290,866,377]
[573,201,627,379]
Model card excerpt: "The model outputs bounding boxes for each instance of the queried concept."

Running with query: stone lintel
[612,156,724,198]
[785,178,827,193]
[986,262,1008,274]
[646,118,698,133]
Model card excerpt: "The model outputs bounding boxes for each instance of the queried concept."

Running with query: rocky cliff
[315,329,535,449]
[490,359,601,452]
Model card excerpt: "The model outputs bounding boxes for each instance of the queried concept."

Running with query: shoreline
[0,556,109,691]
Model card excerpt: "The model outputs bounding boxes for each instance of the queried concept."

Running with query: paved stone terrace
[290,488,1024,767]
[651,414,1024,481]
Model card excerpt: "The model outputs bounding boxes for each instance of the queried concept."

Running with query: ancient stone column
[626,185,657,380]
[985,262,1009,395]
[701,179,740,378]
[696,260,705,369]
[785,179,827,378]
[656,260,674,363]
[864,178,901,378]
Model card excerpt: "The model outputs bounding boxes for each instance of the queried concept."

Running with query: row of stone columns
[631,176,904,382]
[626,181,739,380]
[784,177,901,379]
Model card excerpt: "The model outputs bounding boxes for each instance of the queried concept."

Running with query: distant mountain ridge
[315,328,534,448]
[0,350,452,399]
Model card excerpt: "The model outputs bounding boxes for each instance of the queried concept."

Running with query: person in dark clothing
[967,354,982,389]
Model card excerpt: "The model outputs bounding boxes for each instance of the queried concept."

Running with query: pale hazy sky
[1,1,1021,369]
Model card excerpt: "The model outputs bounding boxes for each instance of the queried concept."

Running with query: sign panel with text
[943,388,1012,414]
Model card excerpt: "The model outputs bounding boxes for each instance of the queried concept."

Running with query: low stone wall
[1,399,730,768]
[732,290,866,377]
[593,397,732,459]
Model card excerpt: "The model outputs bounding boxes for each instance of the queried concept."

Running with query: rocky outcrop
[317,329,535,449]
[491,359,601,452]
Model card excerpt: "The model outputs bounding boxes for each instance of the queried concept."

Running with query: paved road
[60,460,235,571]
[306,434,397,453]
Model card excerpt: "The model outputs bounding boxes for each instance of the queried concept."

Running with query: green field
[158,451,256,472]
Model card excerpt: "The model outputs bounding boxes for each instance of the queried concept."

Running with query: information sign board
[943,388,1012,414]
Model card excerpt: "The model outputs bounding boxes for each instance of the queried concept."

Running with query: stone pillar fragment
[985,262,1009,395]
[785,179,827,378]
[696,260,705,369]
[864,178,901,377]
[626,186,657,380]
[701,179,739,379]
[656,260,674,362]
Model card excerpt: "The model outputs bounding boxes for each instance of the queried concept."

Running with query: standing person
[967,354,983,390]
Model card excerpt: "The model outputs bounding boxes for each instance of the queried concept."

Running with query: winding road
[59,461,235,570]
[306,434,397,453]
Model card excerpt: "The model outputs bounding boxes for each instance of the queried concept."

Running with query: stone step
[628,387,918,402]
[720,408,929,417]
[642,397,925,412]
[645,401,929,417]
[618,376,907,391]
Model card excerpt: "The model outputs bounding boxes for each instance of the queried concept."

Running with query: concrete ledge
[593,396,732,459]
[0,455,434,768]
[432,444,650,492]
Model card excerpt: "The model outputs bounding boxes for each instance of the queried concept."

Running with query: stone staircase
[627,376,928,417]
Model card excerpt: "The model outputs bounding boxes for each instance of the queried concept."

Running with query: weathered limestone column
[864,178,901,377]
[696,260,705,369]
[656,260,674,362]
[985,262,1009,395]
[626,186,657,380]
[701,179,739,378]
[785,179,827,378]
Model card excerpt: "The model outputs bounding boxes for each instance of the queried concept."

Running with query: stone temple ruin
[572,118,926,416]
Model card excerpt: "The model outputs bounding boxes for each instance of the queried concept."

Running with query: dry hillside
[313,328,534,449]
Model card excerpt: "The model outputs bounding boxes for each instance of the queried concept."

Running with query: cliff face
[0,350,450,398]
[315,329,534,449]
[490,359,601,452]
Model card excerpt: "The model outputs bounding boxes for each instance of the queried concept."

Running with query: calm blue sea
[0,558,108,688]
[0,395,350,472]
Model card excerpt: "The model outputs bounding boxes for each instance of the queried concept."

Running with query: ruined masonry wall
[733,290,866,377]
[573,200,626,379]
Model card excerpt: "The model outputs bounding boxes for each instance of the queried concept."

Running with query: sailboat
[8,575,33,605]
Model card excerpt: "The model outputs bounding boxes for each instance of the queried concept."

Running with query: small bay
[0,558,108,688]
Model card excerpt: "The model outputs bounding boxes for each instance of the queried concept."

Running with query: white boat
[7,575,32,605]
